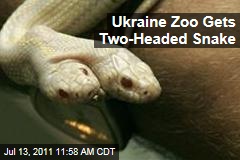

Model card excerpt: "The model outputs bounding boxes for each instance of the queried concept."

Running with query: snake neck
[0,0,127,84]
[0,0,127,44]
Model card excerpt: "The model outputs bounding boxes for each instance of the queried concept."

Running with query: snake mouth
[124,83,161,103]
[55,88,100,104]
[88,88,102,101]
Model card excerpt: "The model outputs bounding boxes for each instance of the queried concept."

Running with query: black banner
[0,144,119,160]
[94,13,240,48]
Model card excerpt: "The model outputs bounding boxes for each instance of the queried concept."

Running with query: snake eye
[58,89,69,98]
[120,77,133,89]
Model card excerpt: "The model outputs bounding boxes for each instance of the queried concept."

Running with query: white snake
[0,0,161,103]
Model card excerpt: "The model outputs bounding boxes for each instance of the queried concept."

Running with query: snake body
[0,0,161,103]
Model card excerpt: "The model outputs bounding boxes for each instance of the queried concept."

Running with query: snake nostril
[121,77,133,89]
[58,89,69,98]
[143,91,148,95]
[80,68,88,76]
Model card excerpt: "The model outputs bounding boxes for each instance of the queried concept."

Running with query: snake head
[39,60,101,103]
[97,50,161,103]
[114,62,161,103]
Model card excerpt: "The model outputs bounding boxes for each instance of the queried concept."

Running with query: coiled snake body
[0,0,161,103]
